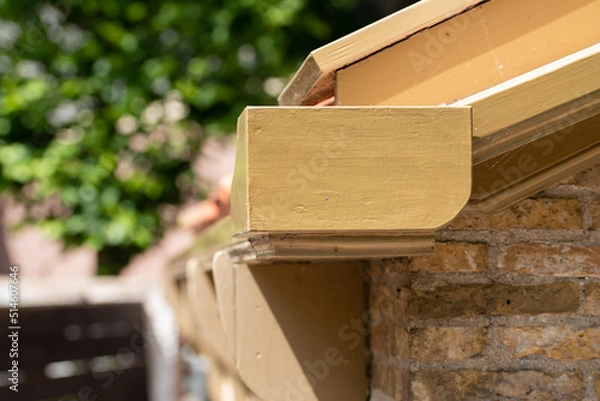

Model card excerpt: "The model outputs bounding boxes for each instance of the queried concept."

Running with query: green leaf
[0,0,387,273]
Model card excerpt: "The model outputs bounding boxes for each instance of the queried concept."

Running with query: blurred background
[0,0,417,277]
[0,1,420,400]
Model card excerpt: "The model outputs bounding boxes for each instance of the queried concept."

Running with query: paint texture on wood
[278,0,485,105]
[336,0,600,107]
[455,44,600,144]
[186,260,235,369]
[247,232,435,260]
[459,46,600,210]
[469,144,600,213]
[212,248,245,360]
[232,106,472,234]
[333,0,600,213]
[212,260,367,401]
[471,113,600,206]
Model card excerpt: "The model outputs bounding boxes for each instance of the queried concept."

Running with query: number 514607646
[8,265,19,310]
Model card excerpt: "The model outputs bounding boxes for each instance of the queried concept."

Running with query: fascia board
[278,0,486,106]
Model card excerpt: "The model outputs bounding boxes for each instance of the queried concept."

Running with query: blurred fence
[0,303,148,401]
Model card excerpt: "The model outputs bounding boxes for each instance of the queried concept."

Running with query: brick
[410,327,487,360]
[371,363,393,392]
[494,370,584,401]
[410,243,487,273]
[370,389,396,401]
[370,258,410,280]
[499,244,600,277]
[392,325,410,359]
[371,364,408,400]
[574,163,600,187]
[391,366,409,401]
[411,371,492,401]
[590,200,600,230]
[500,327,600,359]
[407,282,579,318]
[370,325,389,356]
[585,283,600,315]
[410,370,584,401]
[370,285,401,322]
[450,198,582,230]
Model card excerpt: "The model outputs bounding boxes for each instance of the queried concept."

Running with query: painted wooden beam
[232,106,472,258]
[185,259,235,369]
[460,44,600,209]
[336,0,600,107]
[277,0,485,106]
[212,253,368,401]
[247,232,435,260]
[163,254,257,401]
[167,237,369,401]
[334,0,600,212]
[470,113,600,211]
[456,44,600,158]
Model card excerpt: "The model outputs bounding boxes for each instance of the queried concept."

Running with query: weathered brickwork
[407,282,579,318]
[368,163,600,401]
[410,370,584,401]
[585,283,600,315]
[408,242,487,273]
[410,370,492,401]
[409,327,487,360]
[371,364,408,401]
[500,327,600,359]
[499,244,600,277]
[590,200,600,230]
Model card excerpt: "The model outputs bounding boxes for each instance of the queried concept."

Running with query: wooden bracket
[212,251,368,401]
[165,105,472,400]
[231,106,472,259]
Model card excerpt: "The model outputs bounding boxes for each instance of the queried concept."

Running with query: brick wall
[368,164,600,400]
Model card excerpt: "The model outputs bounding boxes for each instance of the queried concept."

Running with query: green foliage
[0,0,382,273]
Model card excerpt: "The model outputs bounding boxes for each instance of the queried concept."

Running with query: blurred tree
[0,0,410,274]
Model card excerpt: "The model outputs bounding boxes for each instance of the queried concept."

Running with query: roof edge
[278,0,487,106]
